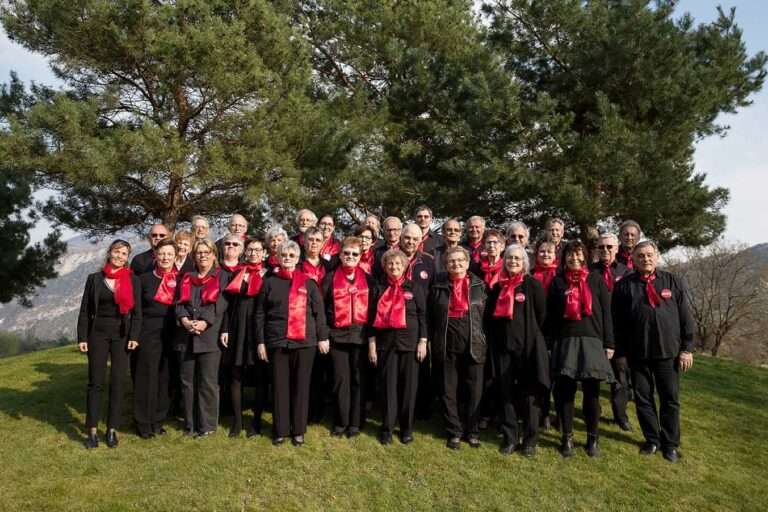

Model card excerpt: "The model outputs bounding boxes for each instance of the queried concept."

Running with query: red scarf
[295,232,305,247]
[493,270,525,319]
[448,275,470,318]
[225,263,264,297]
[601,263,615,293]
[277,268,309,340]
[102,263,134,314]
[532,263,557,296]
[467,239,483,264]
[359,248,375,274]
[481,257,503,289]
[417,231,430,253]
[302,259,326,283]
[620,247,634,270]
[320,238,341,259]
[563,269,592,320]
[267,253,280,270]
[373,275,407,329]
[640,273,661,308]
[179,269,221,305]
[220,262,243,273]
[333,266,369,328]
[406,255,419,280]
[153,266,179,305]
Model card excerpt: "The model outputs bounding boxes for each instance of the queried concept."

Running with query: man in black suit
[130,223,171,275]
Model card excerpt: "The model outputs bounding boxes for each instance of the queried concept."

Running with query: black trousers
[496,350,542,446]
[442,351,484,438]
[416,346,435,418]
[178,348,221,433]
[378,348,420,435]
[271,346,316,437]
[630,357,680,449]
[309,348,333,422]
[610,357,630,424]
[230,362,269,431]
[553,376,601,437]
[133,338,170,434]
[330,343,367,430]
[85,331,130,429]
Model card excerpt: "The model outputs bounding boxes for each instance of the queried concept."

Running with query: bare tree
[667,241,768,357]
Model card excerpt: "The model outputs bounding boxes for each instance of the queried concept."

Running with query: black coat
[321,269,378,345]
[137,271,179,343]
[130,249,155,276]
[371,279,427,352]
[589,260,630,291]
[174,269,231,353]
[612,269,695,360]
[485,274,550,390]
[77,271,142,342]
[222,270,267,366]
[428,273,488,364]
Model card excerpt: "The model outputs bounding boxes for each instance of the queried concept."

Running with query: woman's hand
[127,340,139,351]
[318,340,330,355]
[605,348,615,360]
[192,320,209,333]
[416,339,428,362]
[220,333,229,347]
[257,343,268,362]
[180,317,195,333]
[78,342,88,353]
[679,351,694,372]
[368,340,377,366]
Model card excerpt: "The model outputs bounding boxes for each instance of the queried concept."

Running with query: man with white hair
[397,223,435,290]
[462,216,486,265]
[291,209,318,247]
[617,220,642,270]
[373,216,403,278]
[191,215,210,242]
[216,213,248,260]
[130,223,171,275]
[589,232,632,431]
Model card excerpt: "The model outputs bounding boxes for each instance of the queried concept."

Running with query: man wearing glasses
[130,223,171,275]
[589,232,632,432]
[413,205,440,255]
[433,218,463,274]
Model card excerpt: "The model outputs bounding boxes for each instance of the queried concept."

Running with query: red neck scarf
[179,269,221,305]
[267,253,280,270]
[277,268,309,340]
[481,257,503,289]
[295,232,305,247]
[225,263,264,296]
[493,270,525,319]
[320,238,340,259]
[448,274,470,318]
[359,248,375,274]
[620,247,634,270]
[405,254,419,280]
[640,273,661,308]
[417,231,430,252]
[532,262,558,296]
[302,259,326,283]
[102,264,134,314]
[467,239,483,264]
[601,262,615,293]
[220,261,243,273]
[373,275,407,329]
[333,266,369,328]
[153,266,179,305]
[563,269,592,320]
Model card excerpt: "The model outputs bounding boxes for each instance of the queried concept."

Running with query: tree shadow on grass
[0,361,88,442]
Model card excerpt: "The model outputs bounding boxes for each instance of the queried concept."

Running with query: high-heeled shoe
[106,429,119,448]
[85,432,99,449]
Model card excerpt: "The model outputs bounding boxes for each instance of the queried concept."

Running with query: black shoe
[478,418,489,431]
[196,430,215,439]
[228,428,242,438]
[467,437,481,449]
[246,423,261,438]
[85,432,99,449]
[499,442,517,455]
[585,435,600,458]
[272,436,285,446]
[154,426,167,436]
[291,435,305,446]
[559,434,574,458]
[399,432,414,445]
[183,428,196,437]
[346,427,361,438]
[446,437,461,450]
[331,427,346,438]
[106,429,119,449]
[520,443,537,458]
[639,441,658,455]
[138,431,154,440]
[378,432,393,445]
[616,420,633,432]
[663,448,680,463]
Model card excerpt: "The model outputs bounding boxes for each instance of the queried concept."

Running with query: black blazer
[130,249,155,276]
[371,279,427,352]
[321,270,378,345]
[174,269,231,353]
[76,271,142,342]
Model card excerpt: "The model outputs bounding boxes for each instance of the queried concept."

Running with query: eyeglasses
[245,247,264,253]
[359,235,373,241]
[150,233,167,238]
[196,250,212,256]
[597,245,614,250]
[342,250,361,257]
[224,242,241,247]
[318,222,334,228]
[444,228,461,233]
[509,234,526,240]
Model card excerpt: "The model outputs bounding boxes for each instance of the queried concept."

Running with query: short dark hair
[154,239,177,253]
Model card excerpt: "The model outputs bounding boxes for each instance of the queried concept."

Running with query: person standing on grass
[612,240,694,463]
[616,220,642,270]
[130,223,171,275]
[77,239,142,449]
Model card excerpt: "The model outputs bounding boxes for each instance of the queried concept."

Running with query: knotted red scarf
[225,263,264,297]
[179,269,221,305]
[467,240,483,264]
[405,255,419,280]
[320,238,341,259]
[333,266,369,328]
[532,263,558,296]
[373,275,407,329]
[563,269,592,320]
[481,257,503,289]
[267,253,280,270]
[277,268,309,340]
[640,273,661,308]
[102,263,134,314]
[359,248,375,274]
[493,270,525,319]
[601,263,615,293]
[417,231,430,253]
[302,259,326,283]
[448,274,470,318]
[620,247,634,270]
[153,266,179,305]
[220,262,243,273]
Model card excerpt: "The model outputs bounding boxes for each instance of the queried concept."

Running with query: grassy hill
[0,347,765,512]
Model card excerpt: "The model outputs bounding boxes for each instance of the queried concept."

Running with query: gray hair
[277,239,300,256]
[264,226,288,246]
[382,248,409,267]
[620,219,642,235]
[598,232,619,245]
[632,240,658,255]
[401,223,422,238]
[224,233,244,244]
[191,215,209,228]
[503,244,531,274]
[383,216,403,229]
[467,215,486,228]
[505,221,530,238]
[295,209,317,225]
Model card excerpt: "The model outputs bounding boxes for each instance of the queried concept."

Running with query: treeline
[0,331,70,359]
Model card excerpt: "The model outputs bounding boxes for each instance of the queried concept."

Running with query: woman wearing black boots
[545,240,615,458]
[77,239,142,449]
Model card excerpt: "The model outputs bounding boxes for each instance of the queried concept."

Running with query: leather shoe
[183,428,195,437]
[616,420,633,432]
[639,442,658,455]
[399,432,414,445]
[85,432,99,449]
[228,428,242,438]
[331,427,346,438]
[246,424,261,438]
[138,431,154,440]
[346,427,361,438]
[272,436,285,446]
[559,434,575,458]
[520,443,537,458]
[585,435,600,458]
[446,437,461,450]
[467,437,481,449]
[106,429,119,448]
[154,426,167,436]
[378,432,393,445]
[499,442,517,456]
[663,448,680,463]
[291,435,305,446]
[196,430,215,439]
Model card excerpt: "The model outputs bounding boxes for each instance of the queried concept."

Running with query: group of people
[76,207,694,463]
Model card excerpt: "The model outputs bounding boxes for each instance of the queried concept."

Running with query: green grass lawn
[0,346,765,512]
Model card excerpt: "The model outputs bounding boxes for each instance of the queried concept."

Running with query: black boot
[585,434,600,458]
[559,433,574,458]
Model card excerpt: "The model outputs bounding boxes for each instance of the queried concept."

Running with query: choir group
[76,207,694,463]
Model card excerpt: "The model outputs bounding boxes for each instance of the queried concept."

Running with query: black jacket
[254,273,329,349]
[485,275,550,390]
[321,270,378,345]
[174,269,231,353]
[77,271,142,342]
[589,260,630,292]
[428,273,488,364]
[371,279,427,352]
[612,269,695,360]
[137,271,179,343]
[130,249,155,276]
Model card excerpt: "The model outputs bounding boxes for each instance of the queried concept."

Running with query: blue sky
[2,1,766,247]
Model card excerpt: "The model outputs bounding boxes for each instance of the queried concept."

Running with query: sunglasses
[343,250,361,257]
[224,242,241,247]
[597,245,615,250]
[150,233,167,238]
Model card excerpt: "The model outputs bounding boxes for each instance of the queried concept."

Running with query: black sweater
[544,272,614,349]
[138,271,178,341]
[321,270,379,345]
[370,279,427,352]
[77,271,142,342]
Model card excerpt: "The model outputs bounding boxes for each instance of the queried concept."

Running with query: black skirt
[550,336,615,382]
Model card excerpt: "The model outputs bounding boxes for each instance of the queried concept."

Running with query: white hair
[503,244,531,274]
